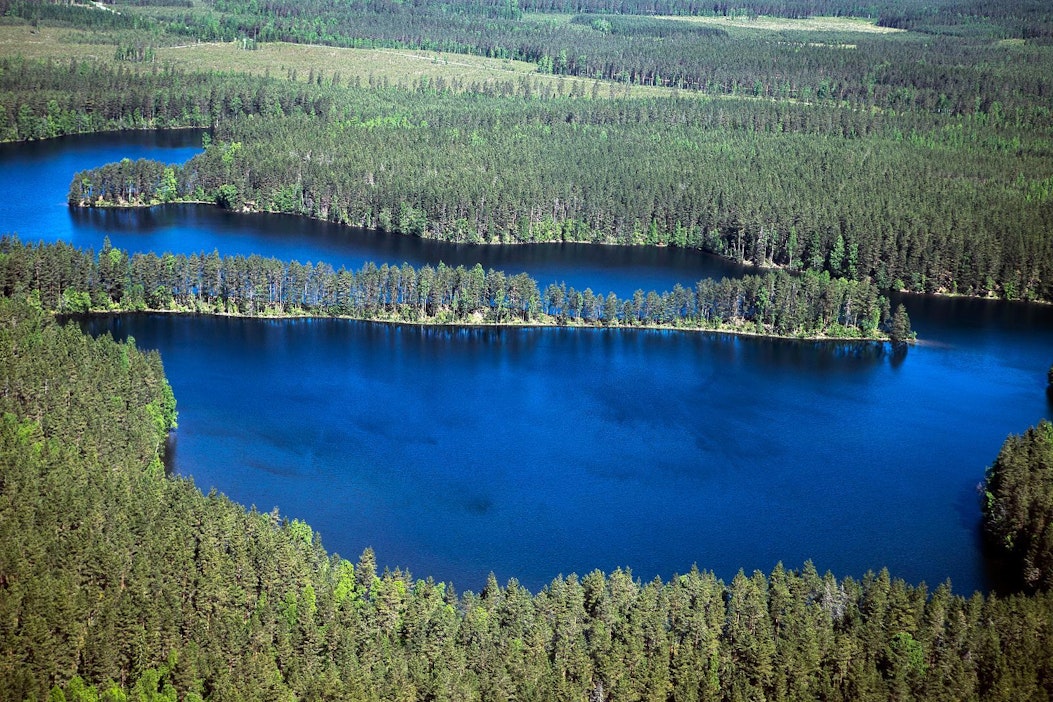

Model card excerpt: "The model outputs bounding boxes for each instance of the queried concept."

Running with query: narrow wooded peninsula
[1,237,903,340]
[1,296,1051,701]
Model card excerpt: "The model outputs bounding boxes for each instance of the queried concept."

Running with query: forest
[68,96,1053,301]
[9,0,1053,96]
[0,295,1051,701]
[983,421,1053,593]
[0,237,895,338]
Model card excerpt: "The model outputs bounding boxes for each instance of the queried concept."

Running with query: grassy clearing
[0,25,681,99]
[654,14,904,34]
[0,25,119,62]
[154,42,685,98]
[1,24,821,106]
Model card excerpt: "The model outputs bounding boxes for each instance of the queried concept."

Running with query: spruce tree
[890,304,912,345]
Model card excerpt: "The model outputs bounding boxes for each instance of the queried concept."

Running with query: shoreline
[1,124,207,146]
[71,199,1046,307]
[64,307,898,344]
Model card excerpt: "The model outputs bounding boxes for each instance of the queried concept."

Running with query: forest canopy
[57,81,1053,301]
[4,0,1053,300]
[0,237,893,339]
[983,421,1053,592]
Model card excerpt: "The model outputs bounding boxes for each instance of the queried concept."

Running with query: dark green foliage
[5,39,1052,300]
[0,237,891,338]
[889,303,912,345]
[983,421,1053,592]
[0,57,336,141]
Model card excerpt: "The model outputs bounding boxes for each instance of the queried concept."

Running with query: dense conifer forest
[3,0,1053,299]
[2,0,1053,697]
[66,95,1053,300]
[983,421,1053,593]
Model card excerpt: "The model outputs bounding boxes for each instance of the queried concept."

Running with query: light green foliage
[220,141,241,166]
[62,289,92,313]
[288,518,313,546]
[333,559,357,603]
[157,167,178,203]
[215,183,239,209]
[889,631,927,676]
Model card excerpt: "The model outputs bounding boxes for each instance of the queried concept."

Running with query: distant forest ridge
[6,0,1053,97]
[9,0,1053,35]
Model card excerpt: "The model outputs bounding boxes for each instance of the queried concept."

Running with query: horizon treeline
[9,0,1053,105]
[3,295,1053,701]
[0,237,892,337]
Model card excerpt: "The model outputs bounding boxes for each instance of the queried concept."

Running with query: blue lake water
[6,132,1053,594]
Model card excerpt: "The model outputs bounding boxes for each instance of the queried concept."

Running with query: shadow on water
[890,290,1053,340]
[69,204,183,235]
[0,128,206,161]
[979,536,1025,597]
[953,479,992,594]
[889,344,908,369]
[964,475,1028,597]
[733,336,889,376]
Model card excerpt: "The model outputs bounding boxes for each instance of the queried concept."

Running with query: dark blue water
[81,305,1053,596]
[2,132,750,299]
[9,132,1053,594]
[0,130,203,235]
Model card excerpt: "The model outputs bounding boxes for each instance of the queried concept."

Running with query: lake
[7,132,1053,594]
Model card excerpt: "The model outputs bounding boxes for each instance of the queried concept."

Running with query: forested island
[0,237,900,339]
[0,0,1051,697]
